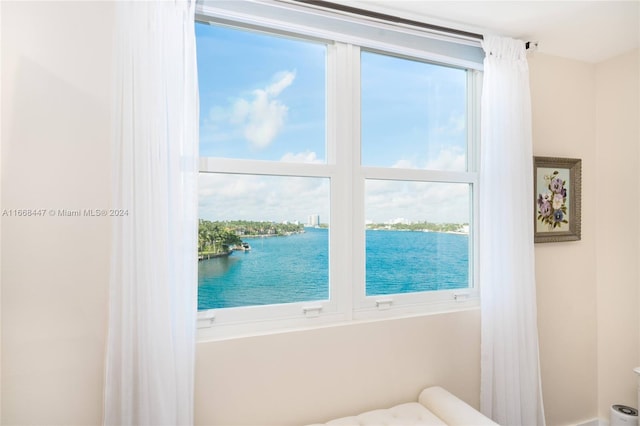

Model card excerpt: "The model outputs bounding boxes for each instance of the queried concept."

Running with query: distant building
[308,214,320,227]
[388,217,409,225]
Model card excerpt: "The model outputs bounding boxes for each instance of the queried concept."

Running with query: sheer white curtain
[104,1,198,425]
[479,35,545,426]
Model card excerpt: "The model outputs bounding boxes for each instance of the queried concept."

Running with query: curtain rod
[291,0,484,41]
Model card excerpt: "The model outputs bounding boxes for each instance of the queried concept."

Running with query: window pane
[365,180,469,295]
[198,173,330,309]
[361,51,467,171]
[196,22,327,163]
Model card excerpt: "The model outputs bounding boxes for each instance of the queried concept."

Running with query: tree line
[198,220,305,255]
[366,221,468,233]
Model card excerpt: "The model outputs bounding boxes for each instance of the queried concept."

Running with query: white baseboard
[576,419,606,426]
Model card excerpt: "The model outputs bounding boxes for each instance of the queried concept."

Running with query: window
[198,173,330,310]
[196,1,482,338]
[364,180,470,296]
[360,51,468,171]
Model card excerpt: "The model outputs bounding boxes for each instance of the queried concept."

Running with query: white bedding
[306,386,499,426]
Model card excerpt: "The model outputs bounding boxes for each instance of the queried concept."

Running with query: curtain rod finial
[525,41,539,51]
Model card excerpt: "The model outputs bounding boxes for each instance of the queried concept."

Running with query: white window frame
[196,0,483,340]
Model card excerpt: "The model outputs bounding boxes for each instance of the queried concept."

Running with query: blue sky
[197,22,326,161]
[196,22,470,225]
[360,51,467,170]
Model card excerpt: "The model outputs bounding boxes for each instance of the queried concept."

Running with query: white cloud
[280,151,323,164]
[216,70,297,149]
[390,147,466,172]
[423,147,466,171]
[365,171,470,224]
[199,172,329,224]
[230,99,251,124]
[266,71,296,97]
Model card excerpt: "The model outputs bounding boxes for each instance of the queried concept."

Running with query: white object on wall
[635,368,640,411]
[611,405,638,426]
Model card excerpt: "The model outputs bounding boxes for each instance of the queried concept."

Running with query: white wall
[530,49,640,425]
[1,2,639,426]
[1,1,113,424]
[196,311,481,425]
[529,52,599,425]
[594,49,640,419]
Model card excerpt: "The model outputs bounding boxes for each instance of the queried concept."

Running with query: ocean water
[198,227,468,310]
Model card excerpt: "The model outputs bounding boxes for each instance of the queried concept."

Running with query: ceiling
[327,1,640,63]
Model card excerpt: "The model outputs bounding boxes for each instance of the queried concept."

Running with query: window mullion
[361,167,477,184]
[350,43,367,313]
[331,42,356,319]
[469,70,483,292]
[199,157,337,178]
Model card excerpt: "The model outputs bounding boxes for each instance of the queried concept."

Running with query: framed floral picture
[534,156,582,243]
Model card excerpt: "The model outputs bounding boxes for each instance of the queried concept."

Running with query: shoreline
[239,230,305,238]
[198,250,232,261]
[366,228,469,235]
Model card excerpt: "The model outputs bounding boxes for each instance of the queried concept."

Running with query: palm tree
[198,220,242,254]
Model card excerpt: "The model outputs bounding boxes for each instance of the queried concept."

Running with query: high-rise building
[308,214,320,227]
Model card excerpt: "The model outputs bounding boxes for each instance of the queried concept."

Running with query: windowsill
[197,299,479,343]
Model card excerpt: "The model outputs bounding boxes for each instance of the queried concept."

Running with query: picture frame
[533,156,582,243]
